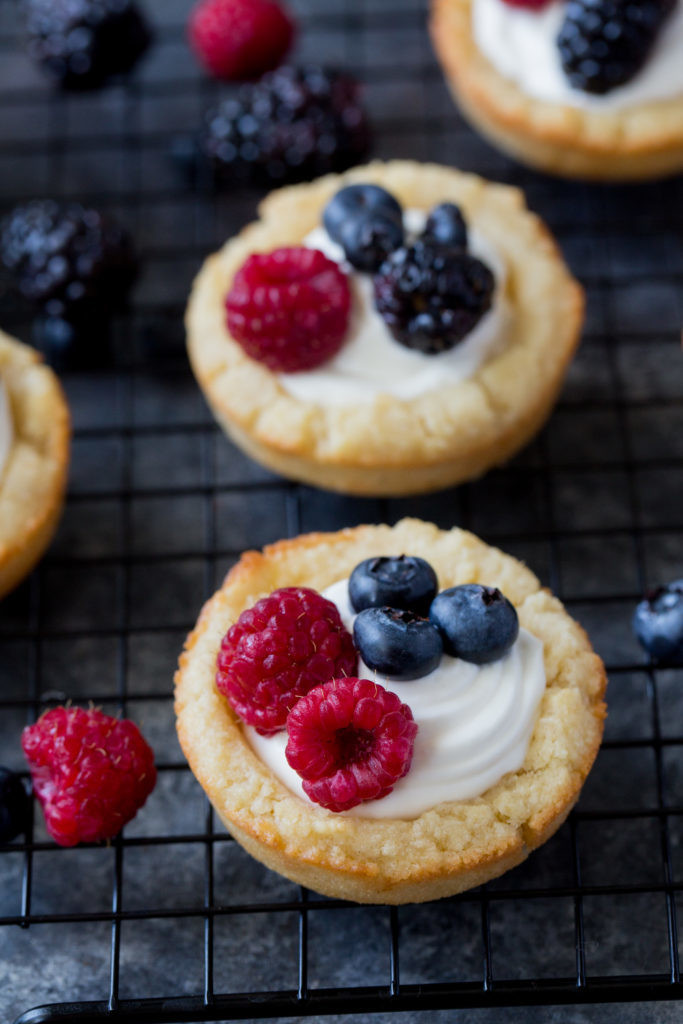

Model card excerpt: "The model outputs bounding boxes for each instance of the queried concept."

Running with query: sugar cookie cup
[175,519,606,905]
[186,160,583,496]
[430,0,683,181]
[0,329,70,598]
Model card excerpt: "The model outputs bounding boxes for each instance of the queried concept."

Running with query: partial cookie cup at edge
[186,160,584,496]
[0,329,70,599]
[430,0,683,182]
[174,519,607,904]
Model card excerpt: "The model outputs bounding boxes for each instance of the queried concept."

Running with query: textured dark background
[0,0,682,1022]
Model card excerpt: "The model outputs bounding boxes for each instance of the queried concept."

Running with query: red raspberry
[285,677,418,812]
[22,707,156,847]
[225,247,352,373]
[188,0,295,81]
[216,587,358,736]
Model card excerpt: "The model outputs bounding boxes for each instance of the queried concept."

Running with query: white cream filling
[0,378,13,483]
[276,208,510,406]
[472,0,683,110]
[245,578,547,820]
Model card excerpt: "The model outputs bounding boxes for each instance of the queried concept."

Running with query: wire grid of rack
[0,0,682,1021]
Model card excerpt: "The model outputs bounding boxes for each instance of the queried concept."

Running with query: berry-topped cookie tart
[431,0,683,180]
[186,161,583,495]
[0,329,70,598]
[175,519,606,904]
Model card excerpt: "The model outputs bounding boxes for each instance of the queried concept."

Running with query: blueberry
[353,606,443,680]
[429,584,519,664]
[0,767,30,843]
[323,184,403,245]
[633,580,683,665]
[422,203,468,250]
[336,213,404,273]
[349,555,438,616]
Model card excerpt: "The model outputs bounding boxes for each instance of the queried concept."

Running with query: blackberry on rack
[0,201,137,365]
[23,0,152,90]
[201,65,371,186]
[557,0,676,95]
[373,240,495,354]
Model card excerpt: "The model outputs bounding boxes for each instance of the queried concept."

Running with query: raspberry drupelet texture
[216,587,358,735]
[225,247,352,372]
[22,707,156,847]
[285,677,418,812]
[188,0,295,80]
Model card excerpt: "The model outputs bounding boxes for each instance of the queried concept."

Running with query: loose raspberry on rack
[22,707,156,847]
[216,587,358,735]
[188,0,295,80]
[285,677,418,812]
[225,247,352,372]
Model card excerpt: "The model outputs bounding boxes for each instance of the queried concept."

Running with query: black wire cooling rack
[1,1,683,1021]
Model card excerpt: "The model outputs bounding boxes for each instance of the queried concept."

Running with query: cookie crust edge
[0,330,70,598]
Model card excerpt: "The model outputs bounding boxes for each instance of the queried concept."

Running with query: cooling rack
[0,0,682,1021]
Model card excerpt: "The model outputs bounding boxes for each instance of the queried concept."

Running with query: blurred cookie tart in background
[430,0,683,180]
[186,159,583,496]
[0,329,70,599]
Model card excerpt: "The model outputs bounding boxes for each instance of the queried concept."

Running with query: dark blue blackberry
[633,580,683,665]
[323,185,402,244]
[373,240,495,354]
[0,201,137,366]
[429,585,519,664]
[0,201,137,316]
[557,0,676,95]
[202,66,371,187]
[422,203,468,250]
[349,555,438,616]
[353,606,443,681]
[24,0,152,90]
[0,767,30,843]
